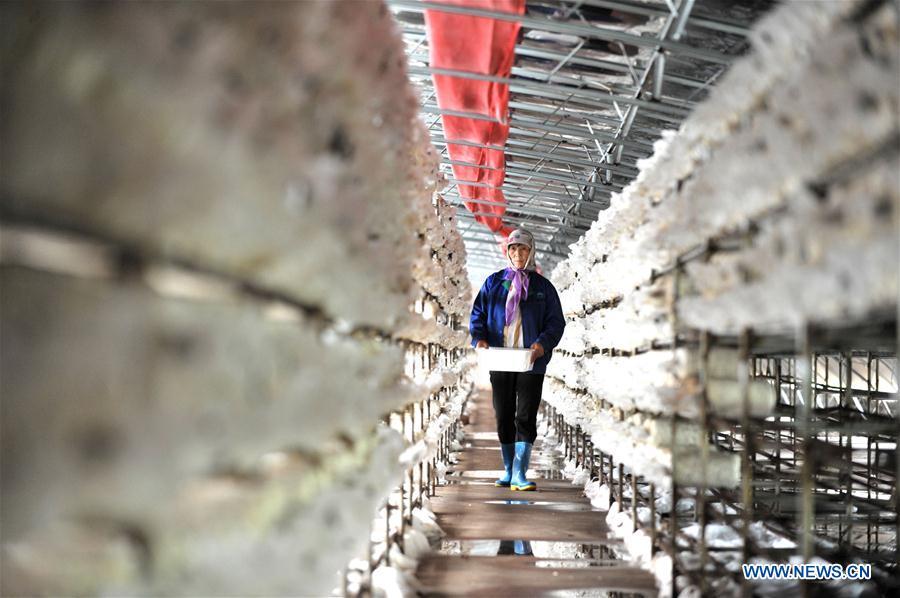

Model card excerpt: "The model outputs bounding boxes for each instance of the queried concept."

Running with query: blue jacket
[469,269,566,375]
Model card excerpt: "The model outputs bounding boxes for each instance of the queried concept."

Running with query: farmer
[469,228,566,491]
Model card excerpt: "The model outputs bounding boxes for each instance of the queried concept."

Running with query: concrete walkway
[415,387,658,597]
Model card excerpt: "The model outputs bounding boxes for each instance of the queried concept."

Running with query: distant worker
[469,228,566,491]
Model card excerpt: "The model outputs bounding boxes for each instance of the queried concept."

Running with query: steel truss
[391,0,765,274]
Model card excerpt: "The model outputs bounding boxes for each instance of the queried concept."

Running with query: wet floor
[415,387,658,597]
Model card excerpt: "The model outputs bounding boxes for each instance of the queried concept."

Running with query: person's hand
[476,340,489,349]
[530,342,545,363]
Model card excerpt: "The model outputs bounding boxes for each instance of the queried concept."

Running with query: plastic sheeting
[425,0,524,240]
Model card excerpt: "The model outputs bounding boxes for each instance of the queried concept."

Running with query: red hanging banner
[425,0,524,241]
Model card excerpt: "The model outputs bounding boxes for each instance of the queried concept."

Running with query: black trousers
[489,371,545,444]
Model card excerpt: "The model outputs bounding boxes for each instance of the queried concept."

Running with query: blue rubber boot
[495,443,515,487]
[514,540,533,555]
[510,441,537,491]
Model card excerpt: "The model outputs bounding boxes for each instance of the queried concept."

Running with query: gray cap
[505,228,536,271]
[506,228,534,249]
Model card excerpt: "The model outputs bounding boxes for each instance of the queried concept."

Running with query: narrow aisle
[416,387,657,597]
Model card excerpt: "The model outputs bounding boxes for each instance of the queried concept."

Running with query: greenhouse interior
[0,0,898,597]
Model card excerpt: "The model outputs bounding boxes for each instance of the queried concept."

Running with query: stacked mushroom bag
[1,2,468,596]
[545,0,897,493]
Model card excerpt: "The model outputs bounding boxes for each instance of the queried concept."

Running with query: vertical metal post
[384,500,392,566]
[874,358,881,548]
[618,463,624,508]
[589,437,595,479]
[866,353,873,553]
[739,329,753,571]
[649,483,657,556]
[775,358,783,501]
[797,324,814,563]
[698,331,710,594]
[669,410,679,545]
[576,425,582,467]
[842,352,852,550]
[670,480,678,595]
[631,472,638,533]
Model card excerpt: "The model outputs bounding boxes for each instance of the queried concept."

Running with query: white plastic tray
[476,347,534,372]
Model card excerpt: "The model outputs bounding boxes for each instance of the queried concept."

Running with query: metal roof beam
[434,136,637,176]
[464,216,586,237]
[406,65,691,120]
[461,236,571,260]
[448,197,596,225]
[455,211,591,238]
[504,171,613,195]
[577,0,751,37]
[403,33,714,92]
[418,104,654,151]
[418,103,653,162]
[439,159,615,191]
[414,86,666,145]
[458,216,583,239]
[442,182,611,209]
[443,182,585,207]
[430,135,631,179]
[506,100,663,141]
[443,193,583,217]
[388,0,733,64]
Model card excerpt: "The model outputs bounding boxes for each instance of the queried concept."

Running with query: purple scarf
[504,267,529,326]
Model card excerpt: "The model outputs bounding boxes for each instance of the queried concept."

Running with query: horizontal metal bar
[464,258,505,270]
[430,135,631,179]
[450,200,597,229]
[503,171,612,196]
[444,179,585,205]
[439,159,614,191]
[446,191,585,217]
[507,85,686,125]
[418,105,500,123]
[419,103,653,151]
[417,84,667,147]
[508,111,654,150]
[458,218,582,241]
[407,65,692,119]
[419,102,653,163]
[389,0,732,64]
[403,33,714,92]
[410,49,642,99]
[442,188,578,213]
[462,236,568,256]
[448,170,608,198]
[464,252,504,262]
[506,99,664,142]
[514,45,709,90]
[444,182,603,210]
[503,125,642,167]
[461,235,571,259]
[460,214,584,235]
[449,193,581,214]
[454,210,592,237]
[578,0,751,36]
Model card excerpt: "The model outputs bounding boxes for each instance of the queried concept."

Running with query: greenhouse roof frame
[390,0,776,284]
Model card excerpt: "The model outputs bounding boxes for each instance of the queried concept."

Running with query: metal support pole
[631,472,638,533]
[798,324,814,563]
[384,500,392,567]
[739,329,753,597]
[698,331,710,593]
[650,483,657,555]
